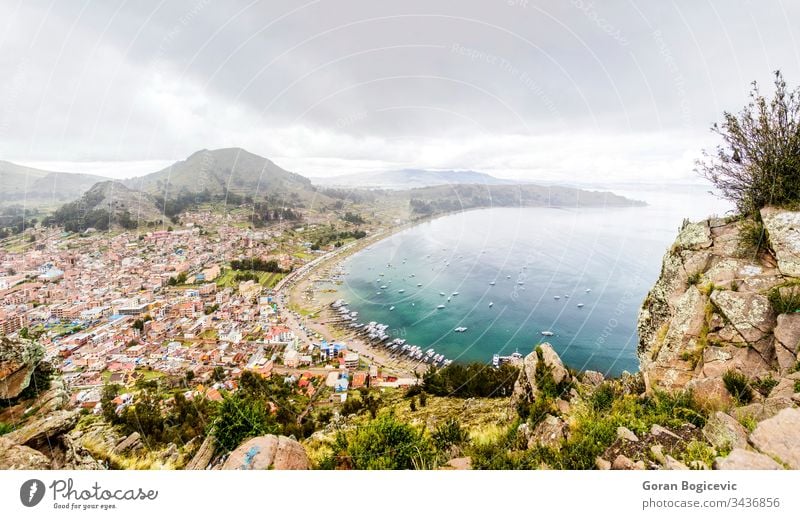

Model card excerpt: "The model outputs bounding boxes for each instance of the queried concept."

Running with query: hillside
[313,169,518,190]
[46,181,164,232]
[0,161,109,206]
[400,183,645,216]
[124,148,314,202]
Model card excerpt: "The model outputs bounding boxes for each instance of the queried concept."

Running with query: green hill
[124,148,314,201]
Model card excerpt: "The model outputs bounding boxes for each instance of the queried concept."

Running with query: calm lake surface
[338,185,731,376]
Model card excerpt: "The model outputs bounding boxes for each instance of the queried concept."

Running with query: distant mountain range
[312,169,519,190]
[0,149,645,233]
[0,161,110,205]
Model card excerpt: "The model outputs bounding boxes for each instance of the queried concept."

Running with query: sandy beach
[278,222,431,378]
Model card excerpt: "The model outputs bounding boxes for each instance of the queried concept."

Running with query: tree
[101,384,122,424]
[697,71,800,218]
[212,366,225,382]
[185,369,195,385]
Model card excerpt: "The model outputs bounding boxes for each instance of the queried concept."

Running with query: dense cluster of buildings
[0,211,383,412]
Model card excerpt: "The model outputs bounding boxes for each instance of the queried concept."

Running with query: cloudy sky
[1,0,798,182]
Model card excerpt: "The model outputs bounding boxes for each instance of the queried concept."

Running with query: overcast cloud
[1,0,798,182]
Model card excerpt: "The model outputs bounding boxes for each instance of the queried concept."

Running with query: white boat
[564,294,569,298]
[517,281,524,285]
[541,331,554,336]
[489,281,496,286]
[376,292,382,295]
[380,285,388,289]
[506,275,511,279]
[585,288,591,293]
[417,283,423,287]
[447,296,451,302]
[577,303,585,308]
[553,296,560,300]
[454,326,468,332]
[489,302,494,307]
[437,304,446,309]
[439,292,446,296]
[389,306,395,311]
[398,289,405,293]
[452,291,459,296]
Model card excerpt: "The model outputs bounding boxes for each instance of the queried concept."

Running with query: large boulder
[221,435,309,470]
[702,412,748,451]
[761,207,800,277]
[513,343,571,403]
[528,414,567,450]
[0,337,44,400]
[748,407,800,469]
[713,448,783,470]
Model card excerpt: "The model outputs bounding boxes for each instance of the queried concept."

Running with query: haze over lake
[338,185,732,376]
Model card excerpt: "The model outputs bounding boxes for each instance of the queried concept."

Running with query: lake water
[338,185,732,376]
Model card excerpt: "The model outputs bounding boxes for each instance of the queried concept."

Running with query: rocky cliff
[638,208,800,403]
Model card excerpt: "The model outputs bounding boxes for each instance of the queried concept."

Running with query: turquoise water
[338,187,731,376]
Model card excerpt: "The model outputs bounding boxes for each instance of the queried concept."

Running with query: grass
[686,271,703,287]
[738,414,758,433]
[751,374,779,397]
[0,422,14,435]
[794,380,800,394]
[737,218,768,257]
[470,387,708,470]
[681,440,717,469]
[767,285,800,314]
[722,370,753,405]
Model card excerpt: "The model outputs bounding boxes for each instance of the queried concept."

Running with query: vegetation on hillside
[421,363,519,398]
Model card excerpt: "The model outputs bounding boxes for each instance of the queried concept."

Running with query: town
[0,208,412,424]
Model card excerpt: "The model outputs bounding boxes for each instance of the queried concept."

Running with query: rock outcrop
[220,435,309,470]
[185,434,217,470]
[7,409,80,449]
[0,336,44,399]
[747,407,800,469]
[638,209,800,403]
[513,343,572,403]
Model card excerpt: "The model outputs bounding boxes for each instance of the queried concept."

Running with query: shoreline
[276,204,648,378]
[277,217,439,377]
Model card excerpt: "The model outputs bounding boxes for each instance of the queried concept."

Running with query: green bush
[324,413,434,470]
[212,393,279,452]
[432,418,469,453]
[697,71,800,218]
[687,271,702,287]
[590,383,617,412]
[422,363,518,398]
[751,374,779,397]
[723,370,753,405]
[794,380,800,393]
[0,422,14,435]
